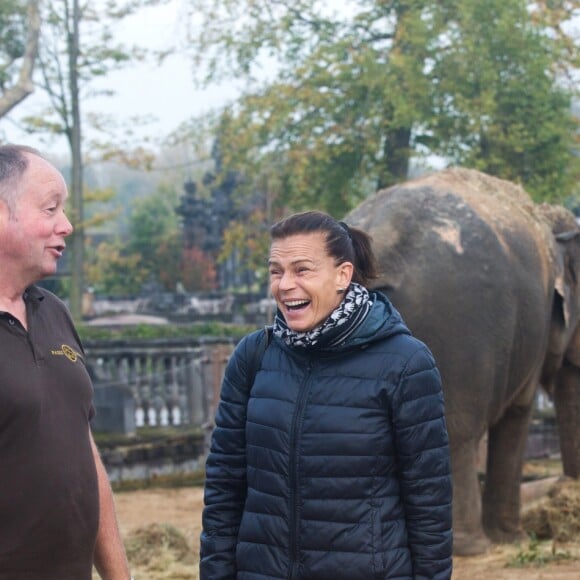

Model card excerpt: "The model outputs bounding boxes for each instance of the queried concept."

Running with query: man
[0,144,131,579]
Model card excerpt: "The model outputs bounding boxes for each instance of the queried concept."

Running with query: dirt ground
[110,477,580,580]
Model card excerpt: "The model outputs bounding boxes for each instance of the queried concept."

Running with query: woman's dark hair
[270,210,378,287]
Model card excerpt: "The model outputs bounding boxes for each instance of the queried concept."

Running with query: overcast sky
[1,0,242,157]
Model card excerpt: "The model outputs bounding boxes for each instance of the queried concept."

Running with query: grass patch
[507,534,574,568]
[94,426,204,448]
[112,470,206,493]
[78,321,256,342]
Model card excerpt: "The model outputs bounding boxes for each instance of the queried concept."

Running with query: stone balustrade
[84,337,236,434]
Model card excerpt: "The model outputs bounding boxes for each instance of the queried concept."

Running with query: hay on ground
[522,478,580,542]
[125,523,192,566]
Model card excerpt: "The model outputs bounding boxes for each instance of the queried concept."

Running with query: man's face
[0,154,73,287]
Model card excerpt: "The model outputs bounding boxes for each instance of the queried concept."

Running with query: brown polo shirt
[0,285,99,579]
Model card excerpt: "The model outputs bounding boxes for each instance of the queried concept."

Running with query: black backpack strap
[246,325,273,388]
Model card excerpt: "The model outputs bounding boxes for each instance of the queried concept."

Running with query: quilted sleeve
[199,331,261,580]
[391,341,453,580]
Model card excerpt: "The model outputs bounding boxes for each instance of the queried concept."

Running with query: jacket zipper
[288,360,313,580]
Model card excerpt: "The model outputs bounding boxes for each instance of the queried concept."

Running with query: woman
[200,210,453,579]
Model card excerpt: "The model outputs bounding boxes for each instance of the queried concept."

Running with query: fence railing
[84,337,236,434]
[85,337,562,471]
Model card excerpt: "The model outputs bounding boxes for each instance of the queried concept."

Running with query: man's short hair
[0,144,43,216]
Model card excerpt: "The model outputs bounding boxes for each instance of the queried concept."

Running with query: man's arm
[90,432,132,580]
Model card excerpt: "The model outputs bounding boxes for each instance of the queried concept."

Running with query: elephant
[344,167,580,556]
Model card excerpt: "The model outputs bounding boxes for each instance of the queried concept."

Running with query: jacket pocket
[369,499,384,577]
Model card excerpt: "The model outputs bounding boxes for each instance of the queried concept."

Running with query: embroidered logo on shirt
[51,344,80,362]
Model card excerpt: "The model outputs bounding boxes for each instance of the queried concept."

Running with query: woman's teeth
[285,300,309,310]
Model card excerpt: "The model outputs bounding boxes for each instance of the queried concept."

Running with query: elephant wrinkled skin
[345,168,580,556]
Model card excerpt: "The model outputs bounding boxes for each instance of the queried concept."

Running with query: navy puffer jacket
[201,291,453,579]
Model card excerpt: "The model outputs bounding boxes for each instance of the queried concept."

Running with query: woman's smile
[269,232,352,332]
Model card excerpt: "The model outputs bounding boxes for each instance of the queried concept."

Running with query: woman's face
[269,232,353,332]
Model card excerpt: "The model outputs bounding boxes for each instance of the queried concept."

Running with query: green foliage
[126,185,180,264]
[85,179,219,296]
[431,0,579,203]
[77,321,256,341]
[218,208,271,289]
[0,0,26,70]
[187,0,442,215]
[94,425,203,448]
[83,185,119,229]
[185,0,579,216]
[112,470,205,492]
[0,0,39,119]
[84,160,172,234]
[127,184,216,292]
[507,534,573,568]
[86,237,146,295]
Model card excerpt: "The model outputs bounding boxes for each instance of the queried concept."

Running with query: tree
[126,184,180,276]
[86,184,177,297]
[0,0,40,118]
[184,0,579,216]
[175,135,257,290]
[430,0,579,202]
[180,245,217,292]
[85,238,144,296]
[218,208,271,291]
[86,183,217,296]
[19,0,166,318]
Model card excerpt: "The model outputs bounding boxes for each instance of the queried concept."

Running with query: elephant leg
[482,402,533,544]
[450,437,491,556]
[554,362,580,479]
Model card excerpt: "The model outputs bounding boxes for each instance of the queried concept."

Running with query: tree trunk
[0,0,41,118]
[378,126,412,190]
[67,0,84,321]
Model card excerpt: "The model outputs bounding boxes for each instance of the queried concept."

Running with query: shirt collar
[24,285,46,303]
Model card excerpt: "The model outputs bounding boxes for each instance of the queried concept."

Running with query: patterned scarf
[273,282,373,348]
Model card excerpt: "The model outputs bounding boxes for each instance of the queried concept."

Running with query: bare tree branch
[0,0,41,118]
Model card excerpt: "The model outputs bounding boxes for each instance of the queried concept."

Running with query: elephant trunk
[553,361,580,479]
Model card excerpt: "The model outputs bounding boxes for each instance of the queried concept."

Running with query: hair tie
[338,221,352,239]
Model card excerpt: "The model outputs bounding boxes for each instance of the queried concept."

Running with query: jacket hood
[345,290,410,346]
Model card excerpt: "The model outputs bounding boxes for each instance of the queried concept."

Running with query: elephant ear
[368,245,406,292]
[554,230,580,328]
